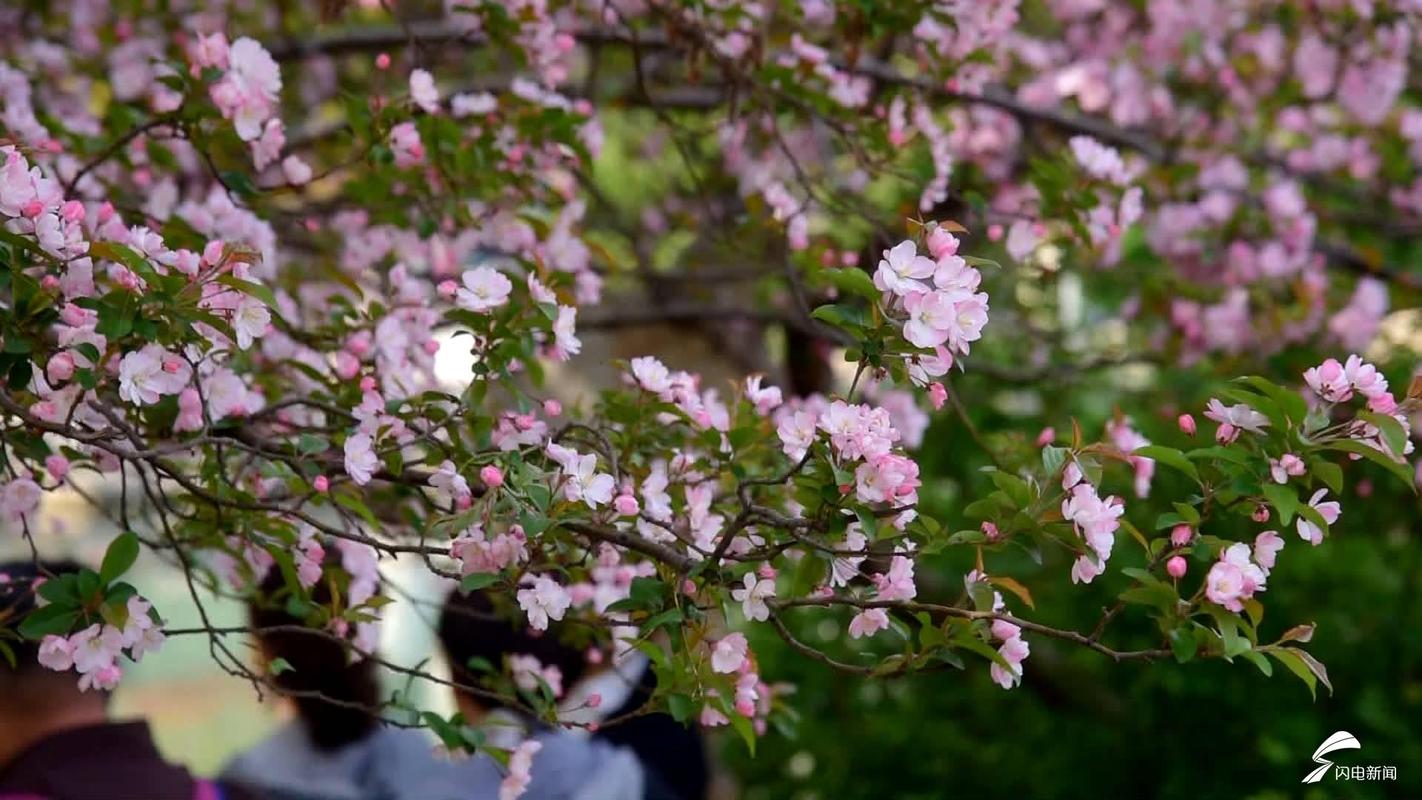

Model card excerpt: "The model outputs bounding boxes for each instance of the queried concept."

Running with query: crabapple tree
[0,0,1418,781]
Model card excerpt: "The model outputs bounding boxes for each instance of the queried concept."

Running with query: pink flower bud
[928,382,947,410]
[736,699,756,717]
[202,240,225,266]
[987,223,1004,241]
[586,722,600,733]
[479,464,504,487]
[21,199,43,218]
[437,280,458,298]
[1035,427,1055,447]
[926,226,960,259]
[981,521,999,541]
[455,494,473,510]
[359,376,377,392]
[1166,556,1187,579]
[376,52,391,70]
[313,475,330,492]
[613,493,640,517]
[757,564,777,580]
[46,352,75,383]
[681,579,697,596]
[40,275,59,291]
[45,455,70,481]
[60,200,85,222]
[586,693,602,709]
[1252,504,1270,522]
[423,339,441,355]
[543,399,562,417]
[1169,524,1193,547]
[1177,414,1196,436]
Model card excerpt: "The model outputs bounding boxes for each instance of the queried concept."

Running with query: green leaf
[1324,440,1416,490]
[269,657,295,676]
[666,693,694,723]
[812,268,879,301]
[1134,445,1199,481]
[216,275,278,309]
[1261,484,1298,525]
[1310,460,1343,494]
[459,573,500,593]
[99,532,141,584]
[19,605,80,639]
[1241,650,1273,677]
[1269,648,1317,699]
[1359,411,1408,457]
[1169,627,1198,663]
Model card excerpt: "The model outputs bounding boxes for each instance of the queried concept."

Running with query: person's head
[248,568,381,752]
[0,559,104,763]
[436,588,587,720]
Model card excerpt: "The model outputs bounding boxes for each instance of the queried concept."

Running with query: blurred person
[0,559,256,800]
[220,569,432,800]
[560,644,708,800]
[409,588,644,800]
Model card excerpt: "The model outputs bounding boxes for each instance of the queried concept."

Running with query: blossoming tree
[0,0,1418,783]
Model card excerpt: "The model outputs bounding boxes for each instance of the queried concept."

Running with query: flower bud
[543,399,562,417]
[1035,427,1055,447]
[46,352,75,383]
[45,454,70,481]
[1177,413,1196,436]
[1166,556,1187,579]
[470,466,500,491]
[613,493,640,517]
[375,52,391,70]
[313,475,329,493]
[1170,524,1193,547]
[586,693,602,709]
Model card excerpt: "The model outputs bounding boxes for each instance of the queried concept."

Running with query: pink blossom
[848,608,890,639]
[1253,531,1285,572]
[37,635,75,671]
[343,433,379,486]
[700,704,729,727]
[873,556,917,602]
[281,155,313,185]
[517,574,571,630]
[1303,358,1351,402]
[711,633,749,673]
[456,266,512,312]
[118,345,191,405]
[731,572,775,621]
[1296,489,1341,545]
[409,68,440,114]
[389,122,425,168]
[499,739,542,800]
[44,455,69,482]
[0,478,42,525]
[874,240,935,296]
[928,382,947,410]
[210,37,281,141]
[1269,453,1306,484]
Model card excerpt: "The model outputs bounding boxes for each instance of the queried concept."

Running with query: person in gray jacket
[403,587,645,800]
[221,570,433,800]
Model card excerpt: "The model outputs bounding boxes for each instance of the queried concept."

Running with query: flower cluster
[873,231,990,385]
[36,597,164,692]
[1060,461,1125,584]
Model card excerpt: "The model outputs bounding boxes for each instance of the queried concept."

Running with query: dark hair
[437,588,588,708]
[0,559,85,676]
[248,568,381,752]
